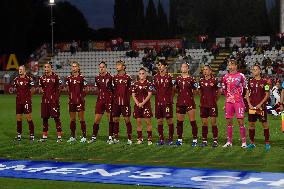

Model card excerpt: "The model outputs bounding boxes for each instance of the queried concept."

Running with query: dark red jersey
[175,75,197,106]
[95,72,113,102]
[247,78,270,107]
[153,73,173,106]
[39,73,62,104]
[13,75,34,104]
[199,77,220,108]
[113,73,132,106]
[65,74,87,104]
[132,80,154,106]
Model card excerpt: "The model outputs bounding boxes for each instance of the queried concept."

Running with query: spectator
[266,63,273,75]
[240,36,246,48]
[3,72,10,84]
[88,40,93,51]
[70,40,78,55]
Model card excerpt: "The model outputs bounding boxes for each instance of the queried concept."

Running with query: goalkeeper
[245,64,270,151]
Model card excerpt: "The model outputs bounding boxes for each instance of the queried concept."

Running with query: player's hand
[280,104,283,112]
[256,104,262,110]
[248,104,254,109]
[138,103,143,108]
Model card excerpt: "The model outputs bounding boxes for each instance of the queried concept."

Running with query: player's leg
[106,112,114,143]
[124,116,132,145]
[144,118,153,145]
[39,103,49,142]
[22,103,35,141]
[201,117,209,147]
[223,102,234,147]
[165,104,174,145]
[16,113,23,141]
[235,102,246,147]
[89,113,103,143]
[90,101,106,143]
[209,107,218,147]
[136,118,143,144]
[237,118,247,148]
[176,112,185,145]
[210,116,218,147]
[78,110,87,143]
[157,118,165,145]
[188,108,198,147]
[112,104,121,143]
[25,113,35,141]
[261,112,270,150]
[50,103,62,142]
[247,113,257,149]
[156,105,165,145]
[123,105,132,144]
[247,121,256,149]
[67,111,77,143]
[166,117,174,145]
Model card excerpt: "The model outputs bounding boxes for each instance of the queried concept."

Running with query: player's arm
[245,88,254,109]
[141,91,152,107]
[132,92,139,106]
[192,79,199,95]
[256,91,269,109]
[38,77,44,94]
[82,76,88,95]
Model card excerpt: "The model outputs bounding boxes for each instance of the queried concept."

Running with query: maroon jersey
[95,72,113,102]
[247,78,270,107]
[132,80,154,106]
[199,77,220,108]
[39,73,62,104]
[65,74,87,104]
[13,75,34,104]
[175,75,197,106]
[113,73,132,105]
[153,73,173,106]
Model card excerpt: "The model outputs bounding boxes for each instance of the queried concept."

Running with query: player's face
[228,61,237,72]
[276,82,281,88]
[116,63,124,72]
[203,66,211,76]
[181,63,189,73]
[138,70,147,80]
[18,66,25,75]
[71,63,79,74]
[99,63,107,74]
[252,66,261,77]
[158,63,166,73]
[44,64,52,74]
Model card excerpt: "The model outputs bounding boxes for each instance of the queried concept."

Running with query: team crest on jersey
[210,83,214,86]
[20,82,23,85]
[250,83,254,88]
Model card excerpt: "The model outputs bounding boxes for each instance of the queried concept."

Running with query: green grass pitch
[0,94,284,188]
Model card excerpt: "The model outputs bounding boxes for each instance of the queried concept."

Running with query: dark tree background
[0,0,281,64]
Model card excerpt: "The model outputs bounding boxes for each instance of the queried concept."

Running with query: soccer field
[0,94,284,188]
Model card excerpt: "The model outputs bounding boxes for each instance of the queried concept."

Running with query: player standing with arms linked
[38,63,63,142]
[198,65,221,147]
[13,65,35,142]
[222,58,247,148]
[175,62,198,146]
[65,62,88,143]
[112,60,133,145]
[132,67,154,145]
[153,60,175,145]
[89,61,114,144]
[246,64,270,150]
